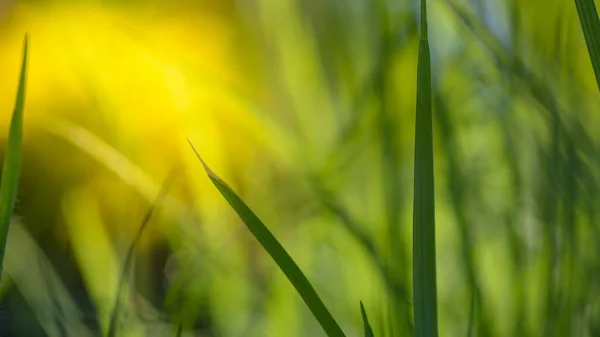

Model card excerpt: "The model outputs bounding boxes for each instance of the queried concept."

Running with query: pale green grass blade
[413,1,438,337]
[4,221,95,337]
[189,140,346,337]
[573,0,600,90]
[360,301,374,337]
[44,120,207,245]
[45,118,160,202]
[0,35,28,278]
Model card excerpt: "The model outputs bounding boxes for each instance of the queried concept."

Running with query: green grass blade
[188,140,346,337]
[573,0,600,90]
[360,301,374,337]
[0,35,28,279]
[413,1,438,337]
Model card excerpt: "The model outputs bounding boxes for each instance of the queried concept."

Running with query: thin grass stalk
[503,5,527,332]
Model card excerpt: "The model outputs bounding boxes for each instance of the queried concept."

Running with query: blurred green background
[0,0,599,336]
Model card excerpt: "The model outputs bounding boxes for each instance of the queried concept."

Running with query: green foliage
[189,141,346,337]
[412,1,438,336]
[2,1,600,335]
[0,35,28,279]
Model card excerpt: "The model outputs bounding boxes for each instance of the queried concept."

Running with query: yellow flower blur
[0,0,267,221]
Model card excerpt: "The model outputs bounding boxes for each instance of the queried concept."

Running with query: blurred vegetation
[0,0,599,336]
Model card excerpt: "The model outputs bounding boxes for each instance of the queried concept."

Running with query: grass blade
[107,168,180,337]
[413,1,438,337]
[573,0,600,90]
[3,221,95,336]
[175,323,182,337]
[188,140,346,337]
[0,35,28,279]
[360,301,374,337]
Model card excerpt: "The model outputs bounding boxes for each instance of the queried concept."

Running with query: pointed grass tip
[187,139,226,185]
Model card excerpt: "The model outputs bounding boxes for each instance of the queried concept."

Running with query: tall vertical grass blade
[188,141,346,337]
[360,301,375,337]
[573,0,600,90]
[0,35,28,279]
[412,1,438,337]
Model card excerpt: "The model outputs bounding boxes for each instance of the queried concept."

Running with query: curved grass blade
[573,0,600,90]
[107,168,180,337]
[0,35,28,279]
[188,140,346,337]
[360,301,374,337]
[413,2,438,337]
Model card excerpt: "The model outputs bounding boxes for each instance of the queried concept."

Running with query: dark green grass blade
[413,2,438,337]
[107,167,180,337]
[189,140,346,337]
[573,0,600,90]
[175,323,182,337]
[360,301,374,337]
[0,35,28,279]
[466,292,475,337]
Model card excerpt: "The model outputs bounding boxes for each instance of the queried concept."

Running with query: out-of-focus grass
[0,0,599,336]
[107,168,179,337]
[62,189,131,335]
[4,221,94,337]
